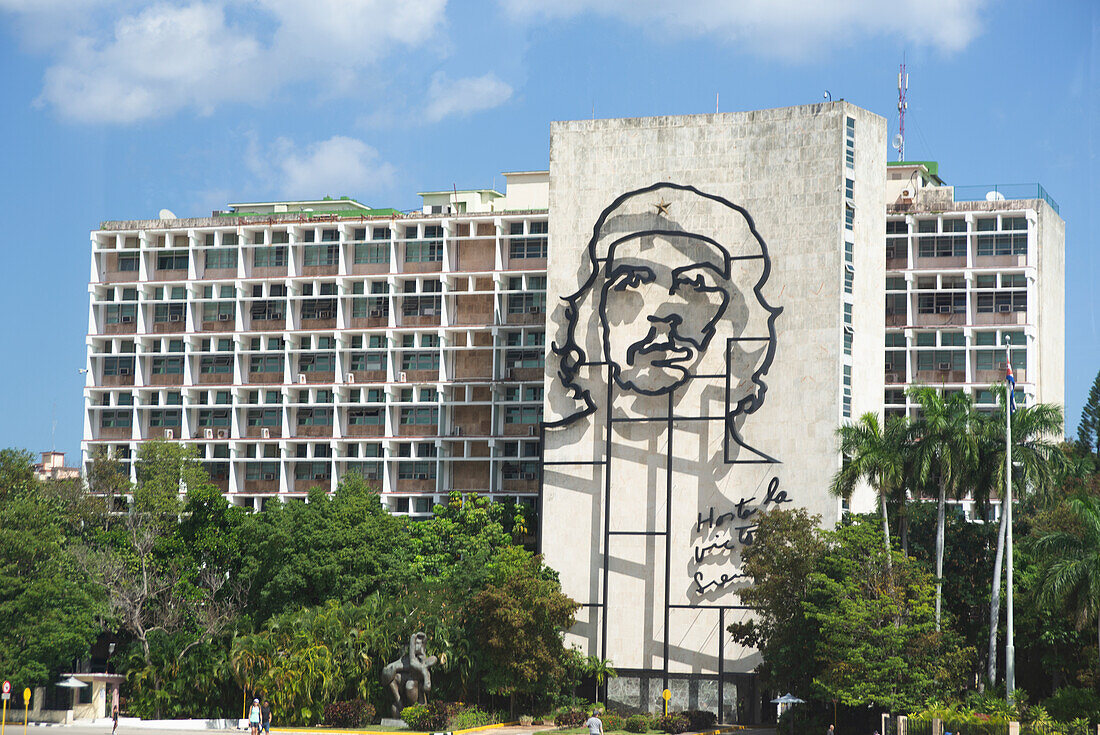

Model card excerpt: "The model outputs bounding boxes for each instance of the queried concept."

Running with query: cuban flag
[1006,362,1017,413]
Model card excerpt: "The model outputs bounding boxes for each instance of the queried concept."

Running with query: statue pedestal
[381,718,406,728]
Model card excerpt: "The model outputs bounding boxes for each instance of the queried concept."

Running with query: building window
[504,406,542,424]
[200,356,233,374]
[118,254,139,272]
[100,410,132,428]
[509,221,548,259]
[976,291,1027,313]
[205,247,238,270]
[297,408,334,426]
[354,242,389,264]
[247,409,280,427]
[303,244,339,267]
[253,246,288,268]
[400,407,439,426]
[149,410,181,427]
[844,178,854,200]
[507,276,546,314]
[156,251,188,271]
[842,365,852,418]
[151,357,184,375]
[197,409,231,427]
[917,293,967,314]
[917,233,967,258]
[299,353,336,373]
[103,356,135,376]
[348,408,384,426]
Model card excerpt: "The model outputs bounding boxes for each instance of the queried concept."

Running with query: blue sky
[0,0,1095,461]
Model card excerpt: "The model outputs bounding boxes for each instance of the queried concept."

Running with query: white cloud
[499,0,987,58]
[17,0,448,122]
[38,3,264,122]
[251,135,397,200]
[424,71,513,123]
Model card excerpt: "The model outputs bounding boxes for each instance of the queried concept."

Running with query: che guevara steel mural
[543,181,788,620]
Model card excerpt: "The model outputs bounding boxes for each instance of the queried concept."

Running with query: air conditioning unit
[298,373,307,384]
[528,306,541,314]
[528,426,537,436]
[368,309,383,318]
[998,303,1012,313]
[120,315,134,323]
[204,428,214,439]
[901,186,914,200]
[346,373,355,384]
[263,473,275,481]
[215,429,227,439]
[938,362,952,371]
[118,367,131,375]
[261,427,271,439]
[399,371,408,382]
[218,313,231,321]
[164,429,174,439]
[885,372,899,383]
[937,305,951,314]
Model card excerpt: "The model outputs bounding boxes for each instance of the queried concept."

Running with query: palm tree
[584,656,617,704]
[1033,491,1100,687]
[909,387,981,632]
[973,388,1064,685]
[830,412,913,573]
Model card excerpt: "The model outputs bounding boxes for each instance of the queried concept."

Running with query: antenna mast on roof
[896,59,908,162]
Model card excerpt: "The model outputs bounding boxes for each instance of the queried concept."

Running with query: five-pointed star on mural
[653,199,671,216]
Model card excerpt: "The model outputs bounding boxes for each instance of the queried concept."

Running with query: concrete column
[932,718,943,735]
[1007,723,1020,735]
[898,715,907,735]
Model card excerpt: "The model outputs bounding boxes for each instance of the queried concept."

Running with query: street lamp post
[1005,337,1016,702]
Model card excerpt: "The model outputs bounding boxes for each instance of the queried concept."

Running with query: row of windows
[888,291,1027,315]
[887,216,1027,235]
[112,225,548,273]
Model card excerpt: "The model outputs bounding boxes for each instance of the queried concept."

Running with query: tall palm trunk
[880,489,893,574]
[987,493,1010,685]
[935,484,946,631]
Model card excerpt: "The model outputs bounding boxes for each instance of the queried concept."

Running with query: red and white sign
[1,681,10,694]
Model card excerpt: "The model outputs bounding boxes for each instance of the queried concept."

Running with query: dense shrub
[323,700,374,728]
[679,710,716,731]
[555,709,587,727]
[602,712,624,731]
[655,713,689,733]
[1044,687,1100,725]
[624,714,650,733]
[450,706,493,729]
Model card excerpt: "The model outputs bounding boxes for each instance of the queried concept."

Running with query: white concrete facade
[540,103,885,717]
[883,166,1065,461]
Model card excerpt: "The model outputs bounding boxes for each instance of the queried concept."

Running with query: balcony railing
[952,184,1060,215]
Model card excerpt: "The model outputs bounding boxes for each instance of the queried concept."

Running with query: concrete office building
[83,177,550,513]
[82,102,1064,723]
[540,103,886,720]
[883,162,1064,419]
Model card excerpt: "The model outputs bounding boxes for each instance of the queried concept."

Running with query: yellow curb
[272,722,517,735]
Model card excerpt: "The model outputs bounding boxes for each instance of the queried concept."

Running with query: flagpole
[1005,336,1015,702]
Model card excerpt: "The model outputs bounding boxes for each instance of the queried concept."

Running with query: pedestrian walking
[261,699,272,735]
[249,698,261,735]
[826,725,834,735]
[585,710,603,735]
[111,704,119,735]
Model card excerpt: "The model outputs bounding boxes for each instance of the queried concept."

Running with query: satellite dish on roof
[985,190,1006,202]
[159,209,177,220]
[891,133,904,151]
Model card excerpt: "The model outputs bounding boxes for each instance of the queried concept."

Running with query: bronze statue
[380,632,439,718]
